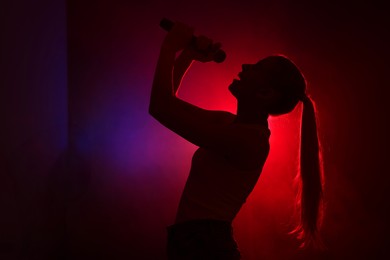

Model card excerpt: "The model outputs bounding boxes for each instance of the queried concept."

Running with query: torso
[175,122,270,223]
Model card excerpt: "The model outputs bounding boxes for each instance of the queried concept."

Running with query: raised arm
[148,22,268,170]
[148,33,183,115]
[149,23,217,114]
[172,49,194,94]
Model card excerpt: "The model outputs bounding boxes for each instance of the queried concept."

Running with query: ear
[255,88,279,103]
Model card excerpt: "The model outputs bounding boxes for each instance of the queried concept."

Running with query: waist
[175,192,243,223]
[168,219,233,237]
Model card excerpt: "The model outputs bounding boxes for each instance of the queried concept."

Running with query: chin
[228,85,239,99]
[229,80,241,98]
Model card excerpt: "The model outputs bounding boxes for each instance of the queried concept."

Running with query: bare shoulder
[211,110,236,125]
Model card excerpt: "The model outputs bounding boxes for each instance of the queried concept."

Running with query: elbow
[148,94,160,118]
[148,95,176,119]
[149,106,170,126]
[149,102,166,121]
[148,104,159,119]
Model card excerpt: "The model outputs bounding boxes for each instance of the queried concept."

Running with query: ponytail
[256,55,324,247]
[293,95,324,248]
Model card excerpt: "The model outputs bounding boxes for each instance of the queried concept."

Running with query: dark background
[1,0,389,259]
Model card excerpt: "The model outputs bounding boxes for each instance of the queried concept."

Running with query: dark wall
[1,0,67,259]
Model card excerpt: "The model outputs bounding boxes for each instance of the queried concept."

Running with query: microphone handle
[159,18,226,63]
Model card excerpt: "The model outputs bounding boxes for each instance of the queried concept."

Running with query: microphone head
[159,18,226,63]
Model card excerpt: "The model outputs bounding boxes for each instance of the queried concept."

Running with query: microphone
[159,18,226,63]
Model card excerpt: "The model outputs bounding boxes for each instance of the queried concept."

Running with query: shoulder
[211,110,236,125]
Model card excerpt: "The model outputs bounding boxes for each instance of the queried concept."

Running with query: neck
[234,101,269,127]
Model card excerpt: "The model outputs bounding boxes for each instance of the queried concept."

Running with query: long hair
[293,95,324,248]
[257,55,324,248]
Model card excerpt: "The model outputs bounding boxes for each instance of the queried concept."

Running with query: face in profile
[229,62,275,102]
[229,56,306,116]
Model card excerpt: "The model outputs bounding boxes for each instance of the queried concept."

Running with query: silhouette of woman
[149,21,324,259]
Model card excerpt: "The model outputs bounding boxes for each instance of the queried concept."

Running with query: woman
[149,21,323,259]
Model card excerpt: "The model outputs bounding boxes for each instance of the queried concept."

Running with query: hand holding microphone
[160,18,226,63]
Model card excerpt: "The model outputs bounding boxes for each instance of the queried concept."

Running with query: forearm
[149,45,195,114]
[173,50,194,94]
[149,44,177,115]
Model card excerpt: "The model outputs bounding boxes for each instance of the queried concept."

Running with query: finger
[211,42,222,52]
[201,52,215,63]
[196,35,213,50]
